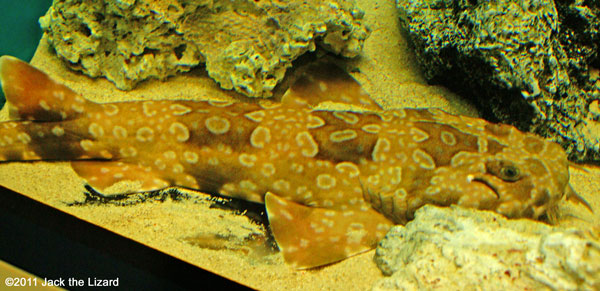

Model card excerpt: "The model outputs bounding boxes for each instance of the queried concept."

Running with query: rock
[374,205,600,291]
[40,0,369,97]
[397,0,600,162]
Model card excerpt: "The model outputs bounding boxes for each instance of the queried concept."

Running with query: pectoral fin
[71,161,170,194]
[265,192,393,269]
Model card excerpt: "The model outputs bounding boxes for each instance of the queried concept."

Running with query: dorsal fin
[0,56,98,121]
[281,61,382,111]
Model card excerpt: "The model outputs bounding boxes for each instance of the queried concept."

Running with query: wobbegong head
[424,120,583,222]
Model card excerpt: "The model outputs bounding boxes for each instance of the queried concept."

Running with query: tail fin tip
[0,55,90,121]
[0,55,25,90]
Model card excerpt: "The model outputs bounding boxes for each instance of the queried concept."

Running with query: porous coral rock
[374,205,600,291]
[40,0,369,97]
[397,0,600,162]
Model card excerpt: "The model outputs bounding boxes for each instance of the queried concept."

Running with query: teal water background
[0,0,52,106]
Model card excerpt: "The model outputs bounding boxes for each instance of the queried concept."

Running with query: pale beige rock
[374,205,600,291]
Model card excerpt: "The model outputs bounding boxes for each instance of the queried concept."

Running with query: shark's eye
[499,165,520,181]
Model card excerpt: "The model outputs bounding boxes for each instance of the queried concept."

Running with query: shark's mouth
[471,176,500,199]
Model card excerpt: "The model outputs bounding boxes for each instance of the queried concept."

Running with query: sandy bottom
[0,1,598,290]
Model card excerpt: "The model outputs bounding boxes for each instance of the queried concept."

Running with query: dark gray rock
[397,0,600,162]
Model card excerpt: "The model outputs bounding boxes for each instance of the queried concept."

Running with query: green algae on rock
[40,0,369,97]
[397,0,600,162]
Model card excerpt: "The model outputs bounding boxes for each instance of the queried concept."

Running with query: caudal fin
[0,56,97,121]
[0,56,106,163]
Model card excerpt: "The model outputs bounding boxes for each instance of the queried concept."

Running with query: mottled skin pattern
[0,56,583,268]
